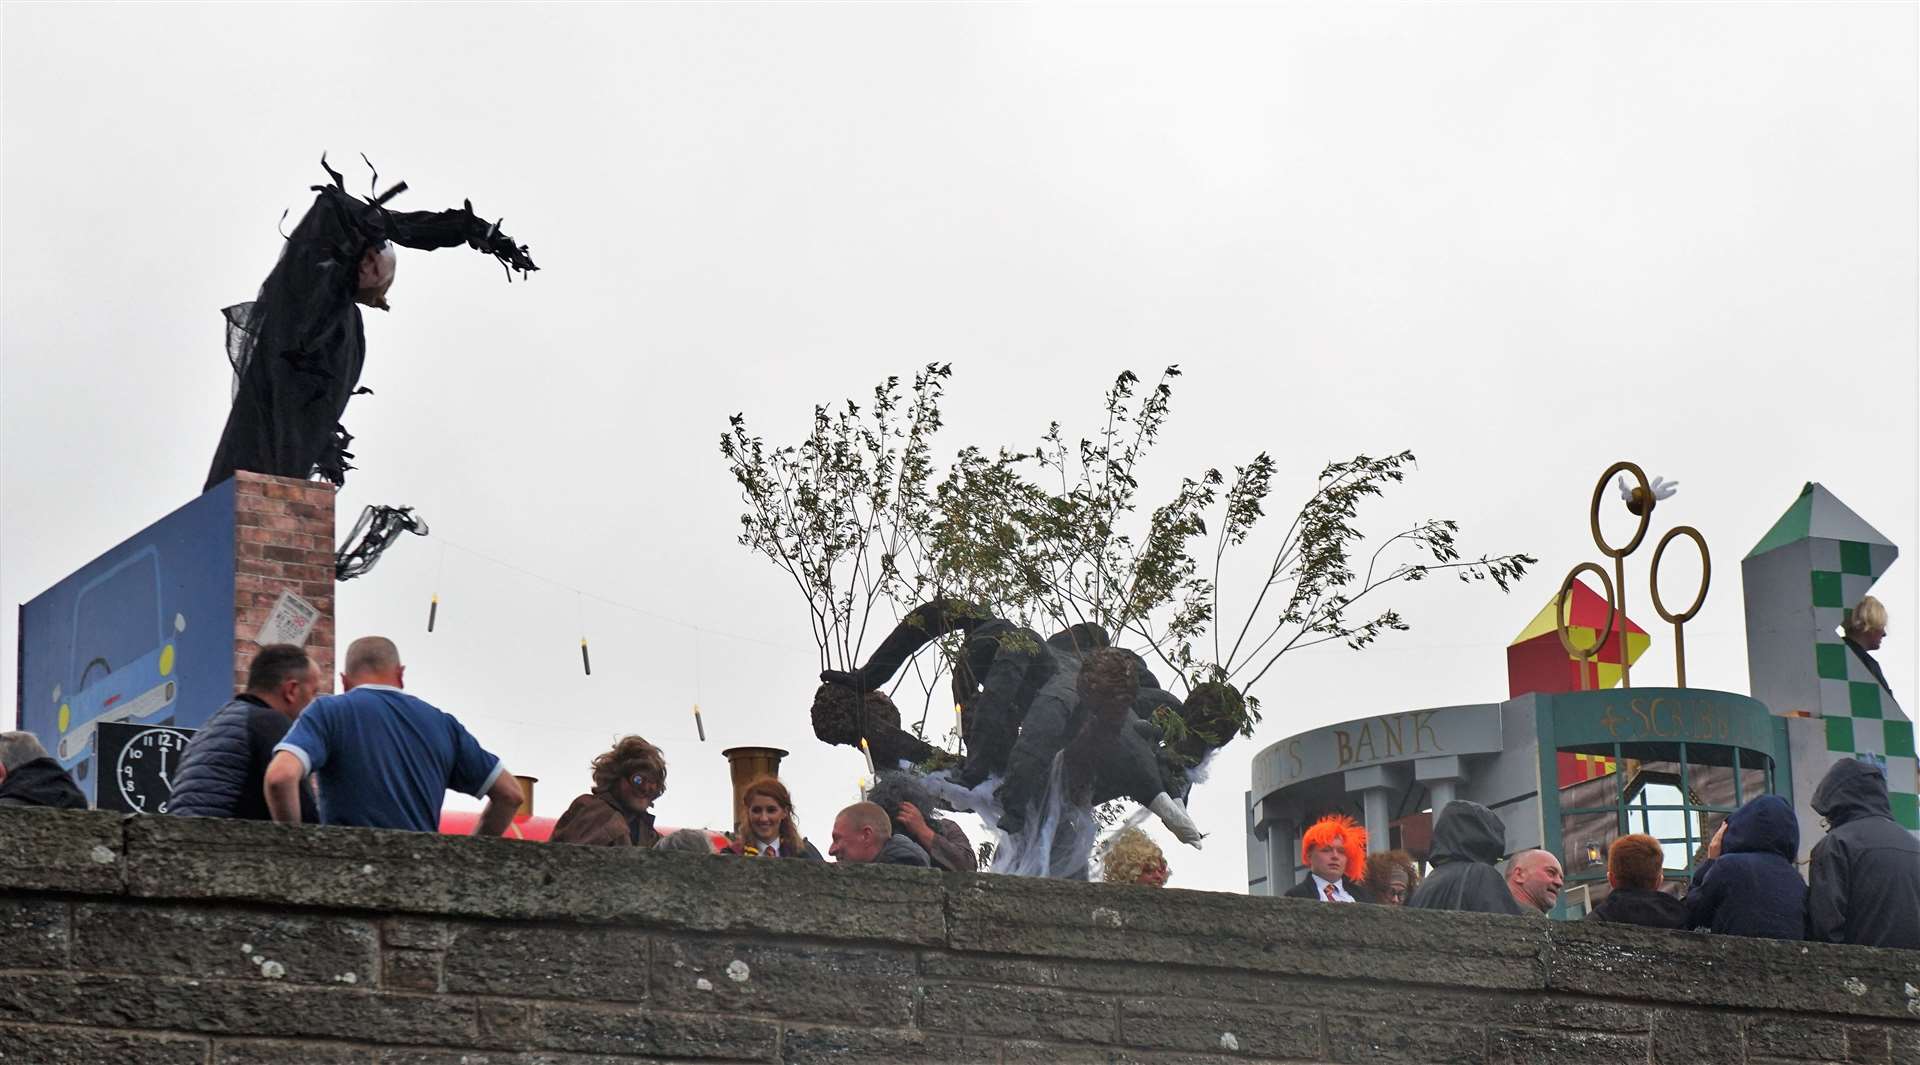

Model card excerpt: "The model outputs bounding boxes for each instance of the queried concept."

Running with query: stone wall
[3,807,1918,1065]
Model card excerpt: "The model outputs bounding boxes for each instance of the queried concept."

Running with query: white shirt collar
[1311,873,1352,900]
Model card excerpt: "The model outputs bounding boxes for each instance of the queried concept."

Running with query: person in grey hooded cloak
[1406,800,1525,916]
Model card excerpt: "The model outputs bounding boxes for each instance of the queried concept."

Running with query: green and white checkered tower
[1744,483,1913,856]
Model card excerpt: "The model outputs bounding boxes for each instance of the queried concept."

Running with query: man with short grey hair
[266,635,522,834]
[1506,848,1564,916]
[0,732,86,810]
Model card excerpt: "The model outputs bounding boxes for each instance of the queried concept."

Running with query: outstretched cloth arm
[823,599,995,690]
[383,203,538,275]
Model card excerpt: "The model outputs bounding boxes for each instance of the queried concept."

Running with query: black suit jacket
[1284,876,1377,903]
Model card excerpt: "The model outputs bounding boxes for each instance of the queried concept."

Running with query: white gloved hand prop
[1149,792,1205,848]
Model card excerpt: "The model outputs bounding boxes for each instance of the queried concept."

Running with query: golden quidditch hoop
[1649,525,1711,687]
[1555,561,1618,692]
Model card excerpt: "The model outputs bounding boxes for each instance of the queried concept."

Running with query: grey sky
[3,3,1913,892]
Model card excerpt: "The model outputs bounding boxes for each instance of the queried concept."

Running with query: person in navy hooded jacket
[1684,794,1806,940]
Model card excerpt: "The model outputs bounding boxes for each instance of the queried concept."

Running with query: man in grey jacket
[166,645,320,821]
[829,801,931,867]
[1808,758,1920,949]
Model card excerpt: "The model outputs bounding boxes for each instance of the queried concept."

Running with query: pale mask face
[355,244,397,308]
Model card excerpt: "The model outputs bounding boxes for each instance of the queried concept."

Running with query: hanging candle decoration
[693,704,707,742]
[580,637,592,676]
[428,545,447,633]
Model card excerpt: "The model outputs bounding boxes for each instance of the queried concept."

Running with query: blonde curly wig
[1101,827,1170,886]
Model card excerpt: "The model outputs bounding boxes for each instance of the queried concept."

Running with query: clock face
[116,726,190,814]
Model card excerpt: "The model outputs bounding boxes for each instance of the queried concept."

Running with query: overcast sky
[3,3,1914,893]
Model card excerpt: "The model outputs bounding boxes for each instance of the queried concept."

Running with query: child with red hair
[1283,813,1377,903]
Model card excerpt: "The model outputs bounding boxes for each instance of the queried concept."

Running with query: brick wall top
[3,808,1918,1064]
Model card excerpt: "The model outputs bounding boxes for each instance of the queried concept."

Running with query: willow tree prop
[722,365,1533,876]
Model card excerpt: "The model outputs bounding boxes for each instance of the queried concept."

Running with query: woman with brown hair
[550,735,667,848]
[731,776,823,860]
[1362,848,1422,906]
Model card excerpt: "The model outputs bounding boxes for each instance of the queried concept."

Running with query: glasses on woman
[629,773,664,798]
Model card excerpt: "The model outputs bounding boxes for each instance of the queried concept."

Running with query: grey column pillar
[1267,818,1296,892]
[1417,755,1466,814]
[1343,765,1403,852]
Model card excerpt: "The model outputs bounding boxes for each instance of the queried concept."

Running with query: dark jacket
[0,757,86,810]
[1685,794,1806,940]
[550,792,659,848]
[1284,875,1379,903]
[1808,759,1920,949]
[1407,801,1526,916]
[1587,888,1689,930]
[877,832,931,867]
[167,695,316,822]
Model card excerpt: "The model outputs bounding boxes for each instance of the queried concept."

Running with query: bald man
[1506,849,1564,916]
[829,801,931,867]
[265,636,522,834]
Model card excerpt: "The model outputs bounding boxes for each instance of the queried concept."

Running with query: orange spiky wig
[1300,814,1367,881]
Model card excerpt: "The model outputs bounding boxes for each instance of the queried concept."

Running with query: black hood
[1724,794,1800,860]
[1812,758,1894,828]
[1429,800,1508,865]
[0,757,87,810]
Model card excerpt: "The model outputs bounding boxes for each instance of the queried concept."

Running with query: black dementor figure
[813,598,1247,849]
[204,157,537,491]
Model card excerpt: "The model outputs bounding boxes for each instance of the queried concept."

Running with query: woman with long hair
[731,776,823,860]
[550,735,667,848]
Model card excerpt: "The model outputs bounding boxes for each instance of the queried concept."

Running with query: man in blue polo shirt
[264,635,523,834]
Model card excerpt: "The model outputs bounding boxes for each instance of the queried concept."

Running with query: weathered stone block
[0,1023,207,1065]
[125,817,941,944]
[946,875,1547,992]
[478,1002,532,1048]
[444,923,649,1002]
[780,1024,1001,1065]
[999,1042,1264,1064]
[532,1003,777,1060]
[377,1053,687,1065]
[1488,1026,1649,1065]
[921,952,1279,1001]
[72,901,377,985]
[1851,1026,1895,1065]
[1548,921,1920,1021]
[921,982,1117,1043]
[0,809,124,894]
[214,1038,376,1064]
[383,949,442,992]
[384,919,454,950]
[1326,1014,1486,1064]
[1118,996,1318,1059]
[1650,1009,1742,1064]
[0,897,67,970]
[1747,1016,1851,1060]
[653,937,915,1027]
[0,972,485,1048]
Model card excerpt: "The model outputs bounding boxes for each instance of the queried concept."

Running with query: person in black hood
[1587,833,1689,929]
[1407,800,1526,915]
[0,732,87,810]
[1808,758,1920,949]
[1684,794,1805,940]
